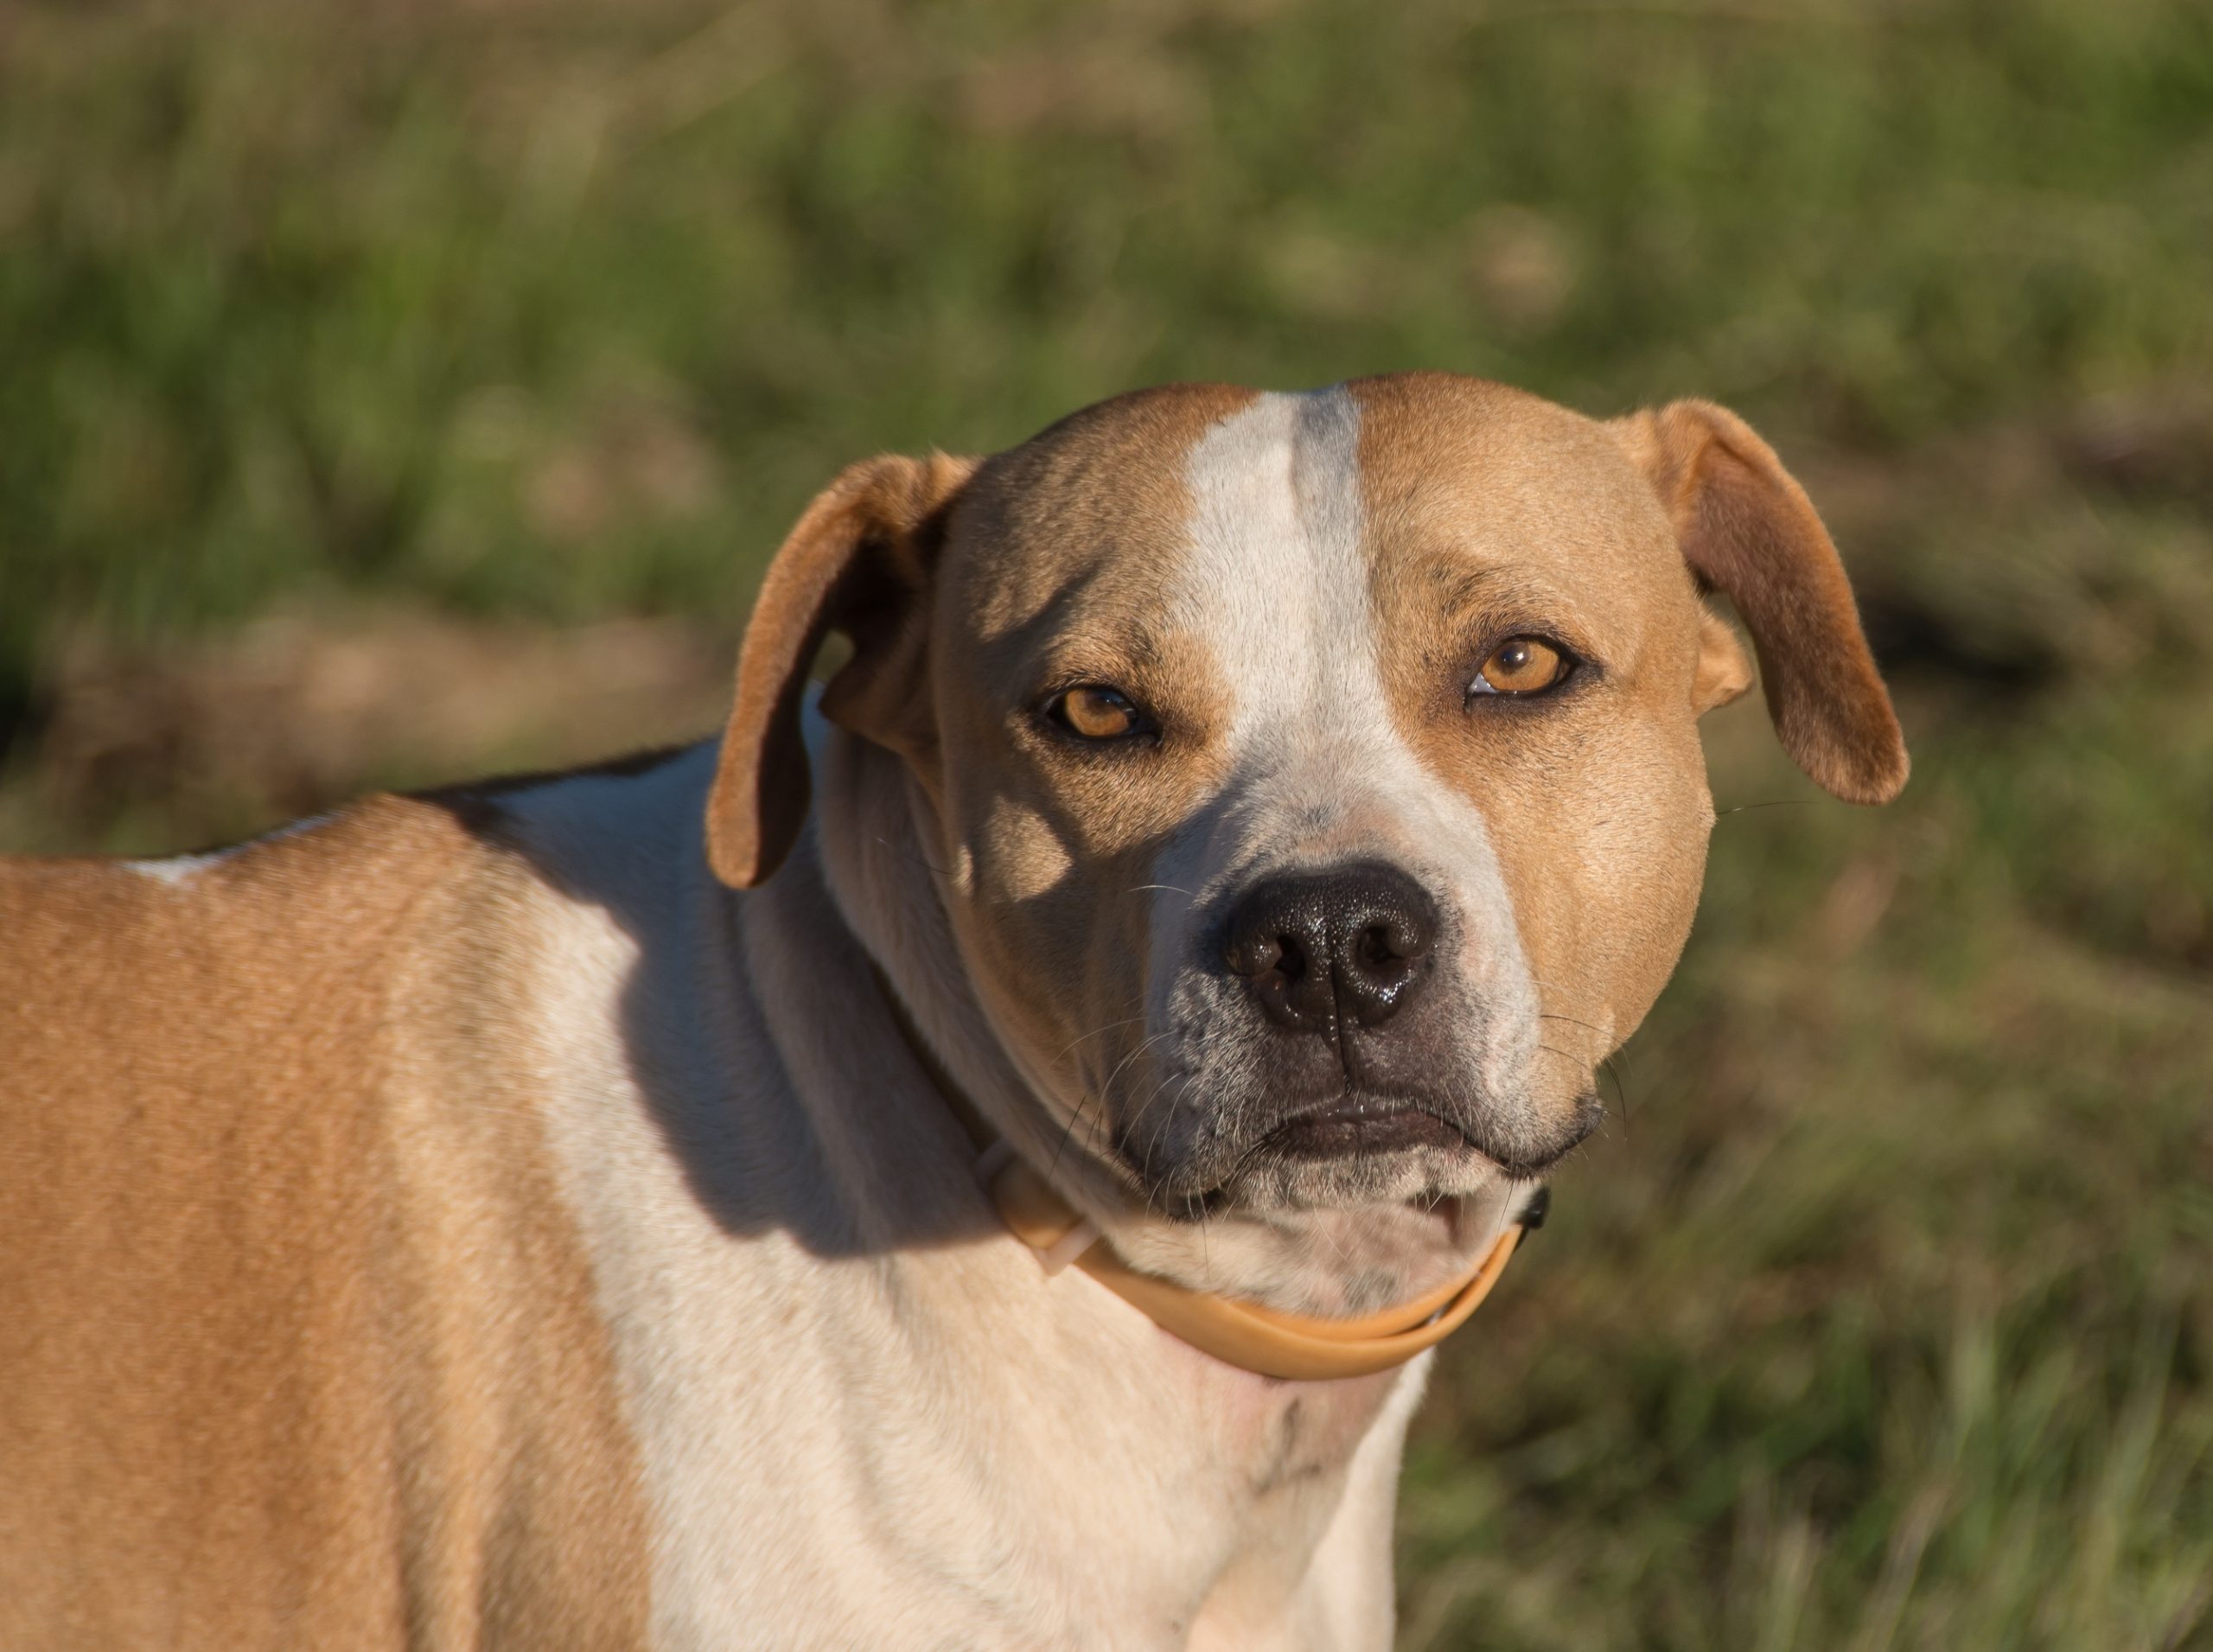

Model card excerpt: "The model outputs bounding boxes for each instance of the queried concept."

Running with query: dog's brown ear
[705,452,976,889]
[1614,399,1909,804]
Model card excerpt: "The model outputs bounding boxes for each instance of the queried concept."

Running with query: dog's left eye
[1469,636,1572,698]
[1047,685,1150,741]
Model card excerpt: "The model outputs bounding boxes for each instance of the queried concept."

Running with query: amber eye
[1471,636,1570,697]
[1049,685,1147,741]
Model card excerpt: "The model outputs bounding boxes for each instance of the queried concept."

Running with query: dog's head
[707,375,1904,1223]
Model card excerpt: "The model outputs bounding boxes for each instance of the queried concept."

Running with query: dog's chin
[1217,1134,1494,1214]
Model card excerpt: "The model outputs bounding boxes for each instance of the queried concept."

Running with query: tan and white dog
[1,374,1905,1649]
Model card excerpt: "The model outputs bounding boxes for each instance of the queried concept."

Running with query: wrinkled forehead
[946,373,1685,650]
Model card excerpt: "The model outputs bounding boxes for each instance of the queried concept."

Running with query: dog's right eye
[1469,635,1572,698]
[1046,686,1150,742]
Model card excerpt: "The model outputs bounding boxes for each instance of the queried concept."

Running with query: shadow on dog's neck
[808,720,1515,1317]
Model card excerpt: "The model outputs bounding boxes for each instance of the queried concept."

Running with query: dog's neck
[809,722,1516,1316]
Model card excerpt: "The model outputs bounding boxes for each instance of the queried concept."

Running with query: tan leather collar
[875,969,1530,1382]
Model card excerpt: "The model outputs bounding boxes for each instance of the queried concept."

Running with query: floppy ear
[705,452,976,889]
[1614,399,1909,804]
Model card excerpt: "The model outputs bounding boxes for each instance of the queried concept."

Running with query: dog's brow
[1423,561,1518,615]
[1036,622,1182,678]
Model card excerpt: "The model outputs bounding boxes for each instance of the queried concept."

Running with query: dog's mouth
[1262,1093,1470,1159]
[1126,1087,1604,1213]
[1256,1088,1602,1179]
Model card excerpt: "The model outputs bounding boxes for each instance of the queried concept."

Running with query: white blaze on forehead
[1172,387,1374,756]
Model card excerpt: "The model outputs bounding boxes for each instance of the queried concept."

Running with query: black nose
[1221,863,1438,1034]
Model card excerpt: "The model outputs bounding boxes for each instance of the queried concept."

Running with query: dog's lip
[1260,1093,1471,1160]
[1247,1088,1605,1181]
[1125,1088,1606,1210]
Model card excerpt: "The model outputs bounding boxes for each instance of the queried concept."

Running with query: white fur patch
[124,813,335,886]
[1169,386,1422,801]
[501,741,1347,1639]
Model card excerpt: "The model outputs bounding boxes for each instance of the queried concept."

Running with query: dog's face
[925,380,1731,1214]
[710,374,1905,1222]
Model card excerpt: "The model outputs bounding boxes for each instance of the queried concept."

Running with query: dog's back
[0,797,652,1648]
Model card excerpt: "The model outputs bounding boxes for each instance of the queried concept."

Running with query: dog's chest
[526,958,1406,1638]
[495,759,1413,1642]
[1170,1336,1408,1495]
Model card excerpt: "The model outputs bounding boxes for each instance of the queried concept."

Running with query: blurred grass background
[3,0,2210,1644]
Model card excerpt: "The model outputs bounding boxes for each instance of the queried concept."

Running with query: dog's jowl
[2,374,1904,1648]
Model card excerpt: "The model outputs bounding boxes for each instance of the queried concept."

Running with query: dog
[0,373,1905,1648]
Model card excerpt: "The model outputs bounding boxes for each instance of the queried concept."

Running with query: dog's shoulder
[0,774,662,1647]
[0,746,723,1134]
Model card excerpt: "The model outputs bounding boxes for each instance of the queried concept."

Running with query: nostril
[1227,931,1284,979]
[1383,913,1430,961]
[1353,925,1406,979]
[1355,915,1429,973]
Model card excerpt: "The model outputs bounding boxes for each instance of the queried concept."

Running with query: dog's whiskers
[1599,1051,1636,1134]
[1713,799,1814,819]
[871,832,959,879]
[1047,1015,1147,1069]
[1055,1028,1175,1183]
[1126,1068,1188,1190]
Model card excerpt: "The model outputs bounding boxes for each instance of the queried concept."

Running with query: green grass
[1404,698,2213,1649]
[4,1,2210,1644]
